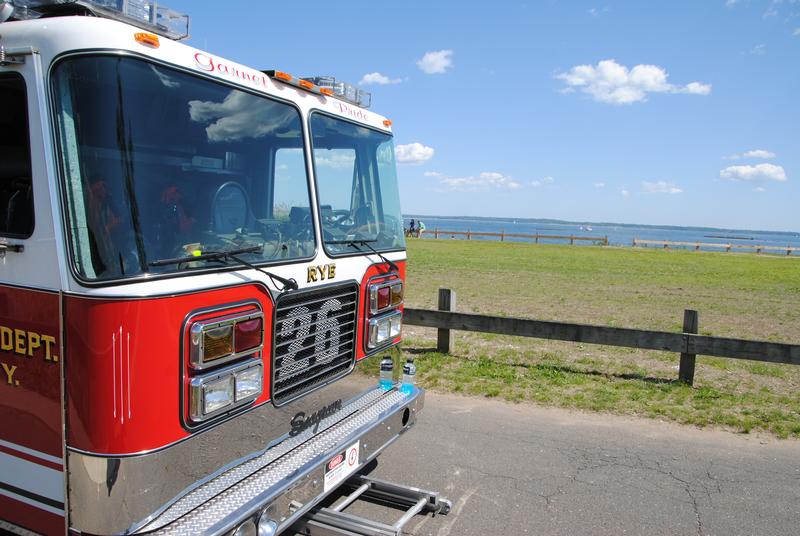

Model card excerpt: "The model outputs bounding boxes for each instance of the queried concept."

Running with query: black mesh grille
[272,283,359,404]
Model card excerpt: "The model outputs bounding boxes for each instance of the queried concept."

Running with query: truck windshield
[52,56,315,282]
[310,114,405,256]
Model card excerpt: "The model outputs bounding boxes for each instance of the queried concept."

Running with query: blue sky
[167,0,799,232]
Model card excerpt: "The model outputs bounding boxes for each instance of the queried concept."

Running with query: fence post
[500,231,505,242]
[434,228,439,239]
[679,309,699,385]
[437,288,456,354]
[535,234,539,244]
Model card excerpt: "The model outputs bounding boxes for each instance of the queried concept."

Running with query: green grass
[385,239,800,438]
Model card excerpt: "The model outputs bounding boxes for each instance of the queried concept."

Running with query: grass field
[363,239,800,438]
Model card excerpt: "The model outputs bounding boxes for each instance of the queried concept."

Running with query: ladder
[291,474,452,536]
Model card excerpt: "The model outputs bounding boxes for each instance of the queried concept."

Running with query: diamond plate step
[142,386,422,535]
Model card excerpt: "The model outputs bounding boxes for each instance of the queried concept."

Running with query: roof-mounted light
[6,1,190,40]
[264,70,330,99]
[302,76,372,109]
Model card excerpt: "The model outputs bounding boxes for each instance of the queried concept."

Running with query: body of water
[403,216,800,254]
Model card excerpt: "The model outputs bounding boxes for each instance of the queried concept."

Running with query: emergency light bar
[265,70,372,109]
[304,76,372,108]
[3,0,189,40]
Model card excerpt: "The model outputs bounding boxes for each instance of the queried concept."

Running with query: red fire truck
[0,2,447,534]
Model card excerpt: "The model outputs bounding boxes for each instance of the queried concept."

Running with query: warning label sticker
[324,441,360,492]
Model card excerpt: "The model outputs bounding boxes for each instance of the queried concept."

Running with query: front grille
[272,283,359,405]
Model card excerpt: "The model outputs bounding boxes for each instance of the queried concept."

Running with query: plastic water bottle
[379,356,394,391]
[400,357,416,395]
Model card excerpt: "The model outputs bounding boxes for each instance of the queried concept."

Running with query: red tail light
[235,317,263,353]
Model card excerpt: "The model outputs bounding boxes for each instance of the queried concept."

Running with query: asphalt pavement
[337,391,800,536]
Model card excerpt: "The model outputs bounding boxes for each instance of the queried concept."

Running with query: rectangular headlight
[190,373,234,421]
[368,311,403,349]
[234,364,263,402]
[204,375,234,414]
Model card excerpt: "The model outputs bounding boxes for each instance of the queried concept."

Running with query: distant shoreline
[403,214,798,237]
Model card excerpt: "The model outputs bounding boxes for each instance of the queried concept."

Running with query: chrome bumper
[138,386,424,535]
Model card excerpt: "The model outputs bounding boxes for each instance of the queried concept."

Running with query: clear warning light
[5,1,190,40]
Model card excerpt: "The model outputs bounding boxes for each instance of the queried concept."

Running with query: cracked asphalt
[344,391,800,536]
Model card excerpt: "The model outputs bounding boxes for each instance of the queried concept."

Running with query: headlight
[190,363,262,422]
[235,364,263,402]
[368,311,403,349]
[190,374,234,421]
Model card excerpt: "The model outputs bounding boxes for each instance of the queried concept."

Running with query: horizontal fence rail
[403,289,800,385]
[633,238,798,255]
[426,229,609,245]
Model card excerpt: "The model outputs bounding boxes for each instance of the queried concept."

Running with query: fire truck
[0,2,448,534]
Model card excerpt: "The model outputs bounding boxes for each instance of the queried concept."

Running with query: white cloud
[794,28,800,36]
[594,182,606,188]
[314,150,356,169]
[416,50,454,74]
[530,176,555,187]
[725,0,739,7]
[724,149,777,160]
[720,163,787,182]
[681,82,712,95]
[395,142,435,164]
[556,59,712,105]
[427,170,521,191]
[753,186,766,193]
[621,189,630,198]
[359,72,402,85]
[642,180,683,194]
[189,92,297,142]
[750,43,767,55]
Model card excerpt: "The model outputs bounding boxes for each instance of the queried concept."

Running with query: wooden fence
[633,238,798,255]
[427,229,608,245]
[403,289,800,385]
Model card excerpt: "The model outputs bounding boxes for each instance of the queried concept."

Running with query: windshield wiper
[328,238,399,272]
[149,245,298,292]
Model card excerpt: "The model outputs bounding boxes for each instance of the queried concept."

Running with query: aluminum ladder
[291,473,451,536]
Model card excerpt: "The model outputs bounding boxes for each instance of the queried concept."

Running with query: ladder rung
[294,473,451,536]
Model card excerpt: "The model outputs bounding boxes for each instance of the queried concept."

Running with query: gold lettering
[317,265,328,280]
[307,266,318,283]
[1,362,17,386]
[328,264,336,279]
[0,327,11,351]
[14,329,26,355]
[41,335,56,362]
[27,332,40,357]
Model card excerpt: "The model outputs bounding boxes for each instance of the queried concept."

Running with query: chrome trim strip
[0,518,42,536]
[146,386,423,535]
